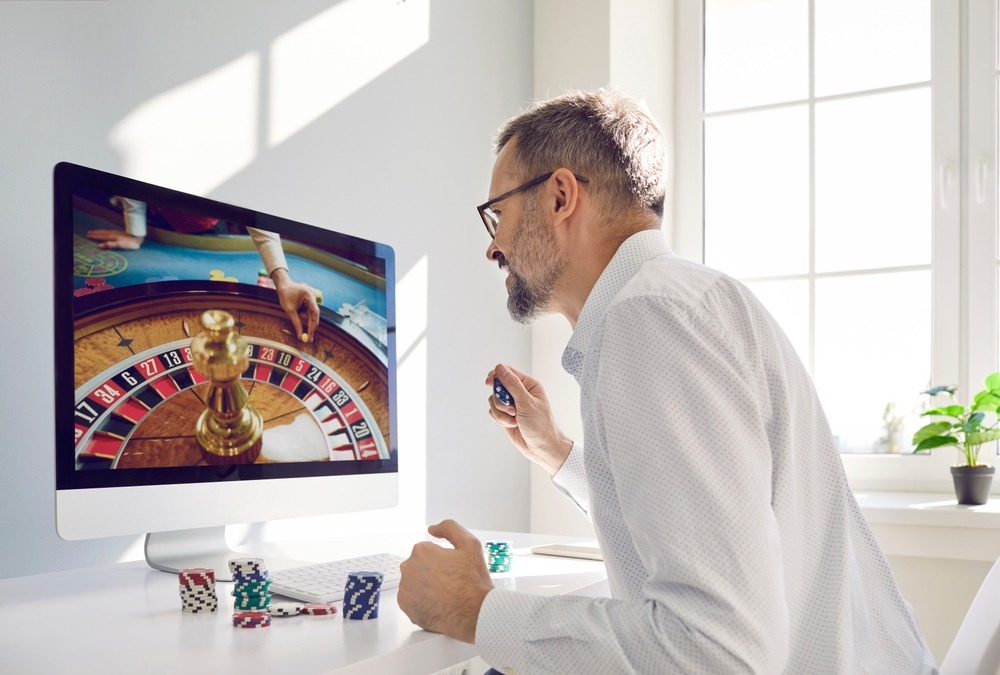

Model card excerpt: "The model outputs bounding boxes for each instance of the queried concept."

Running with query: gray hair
[494,89,665,221]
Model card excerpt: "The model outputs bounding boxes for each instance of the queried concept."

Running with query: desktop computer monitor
[53,162,398,578]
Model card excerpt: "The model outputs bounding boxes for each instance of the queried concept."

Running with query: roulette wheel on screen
[71,282,390,470]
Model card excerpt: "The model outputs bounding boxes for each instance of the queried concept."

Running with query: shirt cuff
[247,227,288,276]
[118,197,148,238]
[476,587,544,675]
[551,441,589,515]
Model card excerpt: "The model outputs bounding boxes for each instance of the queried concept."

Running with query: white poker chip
[268,602,304,617]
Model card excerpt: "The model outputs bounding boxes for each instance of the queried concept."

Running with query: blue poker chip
[347,572,382,583]
[344,605,379,620]
[231,570,269,584]
[344,587,380,603]
[344,570,382,620]
[493,377,514,406]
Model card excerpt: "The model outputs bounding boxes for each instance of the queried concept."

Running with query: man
[397,90,937,673]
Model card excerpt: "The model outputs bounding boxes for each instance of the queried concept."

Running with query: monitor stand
[144,526,310,581]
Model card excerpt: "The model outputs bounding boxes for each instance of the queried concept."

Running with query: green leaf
[914,435,959,453]
[912,421,955,445]
[985,372,1000,392]
[921,385,956,396]
[962,412,986,433]
[967,429,1000,446]
[972,391,1000,413]
[921,405,965,418]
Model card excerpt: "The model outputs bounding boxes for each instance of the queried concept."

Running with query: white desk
[0,531,607,674]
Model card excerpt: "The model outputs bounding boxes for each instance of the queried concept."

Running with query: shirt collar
[562,229,673,378]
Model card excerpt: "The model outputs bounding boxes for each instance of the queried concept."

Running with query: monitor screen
[53,162,398,575]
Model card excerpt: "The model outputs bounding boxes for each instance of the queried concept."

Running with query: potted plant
[912,372,1000,505]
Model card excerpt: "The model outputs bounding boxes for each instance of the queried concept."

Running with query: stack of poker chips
[178,568,218,612]
[485,540,513,573]
[229,557,272,625]
[343,571,382,620]
[232,610,271,629]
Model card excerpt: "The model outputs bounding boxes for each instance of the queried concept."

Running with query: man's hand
[486,364,573,476]
[397,520,494,644]
[270,268,320,343]
[86,229,143,250]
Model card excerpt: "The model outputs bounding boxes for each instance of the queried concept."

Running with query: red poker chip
[233,610,269,619]
[301,603,338,616]
[178,568,216,583]
[232,611,269,627]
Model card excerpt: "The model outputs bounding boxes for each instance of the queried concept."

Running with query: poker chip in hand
[493,377,514,406]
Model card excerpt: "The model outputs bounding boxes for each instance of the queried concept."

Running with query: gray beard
[507,272,544,324]
[503,194,563,324]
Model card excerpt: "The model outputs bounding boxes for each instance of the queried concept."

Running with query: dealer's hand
[271,268,320,343]
[86,229,144,250]
[397,519,494,643]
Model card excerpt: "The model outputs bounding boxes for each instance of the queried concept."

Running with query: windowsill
[856,491,1000,561]
[856,491,1000,527]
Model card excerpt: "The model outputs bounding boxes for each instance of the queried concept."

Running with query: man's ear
[548,167,581,227]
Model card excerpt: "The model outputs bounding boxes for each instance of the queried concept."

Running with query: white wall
[0,0,536,579]
[888,554,989,664]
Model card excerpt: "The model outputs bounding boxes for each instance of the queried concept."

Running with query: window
[675,0,997,491]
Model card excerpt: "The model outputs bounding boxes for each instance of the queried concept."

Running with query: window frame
[674,0,994,492]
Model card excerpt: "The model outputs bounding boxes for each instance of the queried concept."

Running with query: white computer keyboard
[268,552,404,604]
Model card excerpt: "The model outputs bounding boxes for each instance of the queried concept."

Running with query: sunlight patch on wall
[396,254,428,359]
[108,52,260,195]
[394,255,429,529]
[392,255,429,529]
[396,256,430,361]
[394,334,428,530]
[268,0,429,147]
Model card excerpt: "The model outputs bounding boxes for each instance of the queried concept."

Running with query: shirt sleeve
[247,227,288,276]
[475,285,791,674]
[550,441,590,516]
[118,198,148,238]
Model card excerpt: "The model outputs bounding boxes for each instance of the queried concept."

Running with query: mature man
[397,89,937,674]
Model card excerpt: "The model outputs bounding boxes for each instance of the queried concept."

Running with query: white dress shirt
[476,230,937,674]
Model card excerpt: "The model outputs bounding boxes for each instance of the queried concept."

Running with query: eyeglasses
[476,171,589,238]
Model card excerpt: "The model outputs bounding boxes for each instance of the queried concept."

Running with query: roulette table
[70,196,391,471]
